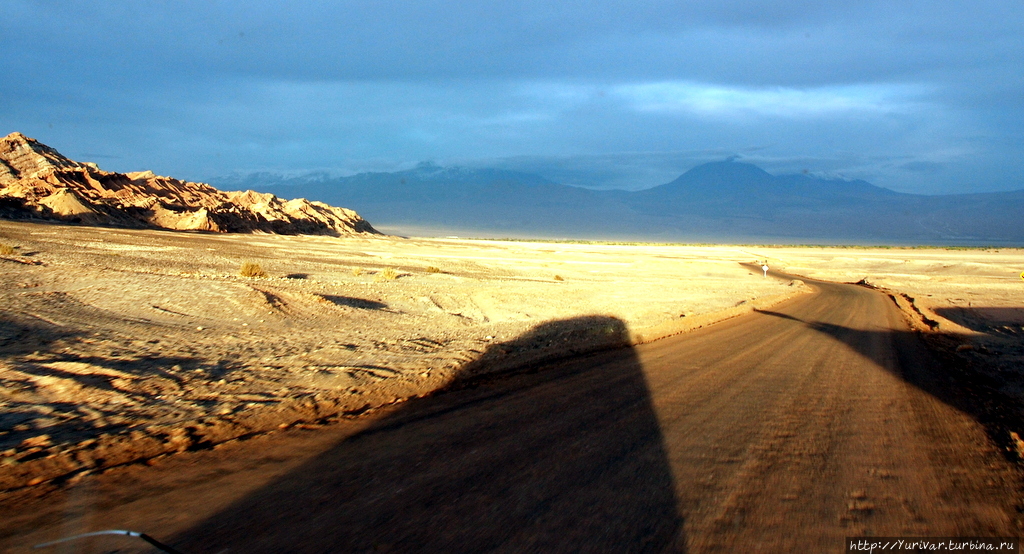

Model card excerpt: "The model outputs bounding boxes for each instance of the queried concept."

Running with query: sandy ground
[2,221,1022,493]
[0,220,804,490]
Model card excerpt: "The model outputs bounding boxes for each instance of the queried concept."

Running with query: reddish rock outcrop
[0,132,379,235]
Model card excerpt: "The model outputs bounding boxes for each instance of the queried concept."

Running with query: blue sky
[2,1,1022,193]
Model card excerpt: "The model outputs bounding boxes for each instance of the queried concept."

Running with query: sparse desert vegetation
[375,267,399,281]
[0,243,14,256]
[239,261,267,278]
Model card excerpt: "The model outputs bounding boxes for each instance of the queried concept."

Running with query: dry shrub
[0,244,14,256]
[426,266,442,274]
[352,267,364,277]
[375,267,398,281]
[239,261,267,278]
[553,275,564,281]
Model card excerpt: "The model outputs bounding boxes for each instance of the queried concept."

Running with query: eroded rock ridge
[0,132,379,235]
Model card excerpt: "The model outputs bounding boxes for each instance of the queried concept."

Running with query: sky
[1,1,1022,194]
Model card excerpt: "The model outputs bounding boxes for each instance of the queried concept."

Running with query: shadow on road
[173,316,686,553]
[756,307,1024,464]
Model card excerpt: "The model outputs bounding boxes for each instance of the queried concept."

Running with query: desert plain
[1,219,808,487]
[1,219,1024,544]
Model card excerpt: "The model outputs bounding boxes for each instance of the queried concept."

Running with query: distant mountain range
[214,161,1024,244]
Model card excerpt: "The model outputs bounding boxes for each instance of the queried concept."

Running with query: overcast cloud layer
[2,1,1022,193]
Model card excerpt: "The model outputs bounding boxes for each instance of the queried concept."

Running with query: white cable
[34,529,184,553]
[34,530,142,548]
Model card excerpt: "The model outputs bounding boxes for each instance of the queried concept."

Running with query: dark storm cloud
[2,0,1022,193]
[7,1,1018,83]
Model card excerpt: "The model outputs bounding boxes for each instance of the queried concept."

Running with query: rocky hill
[0,132,379,236]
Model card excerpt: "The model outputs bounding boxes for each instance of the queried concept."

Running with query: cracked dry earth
[0,220,798,491]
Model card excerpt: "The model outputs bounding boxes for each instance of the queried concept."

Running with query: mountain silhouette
[224,164,624,236]
[217,160,1024,244]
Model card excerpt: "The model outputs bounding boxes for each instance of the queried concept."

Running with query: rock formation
[0,132,379,235]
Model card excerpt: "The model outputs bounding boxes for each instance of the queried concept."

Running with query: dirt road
[4,278,1021,552]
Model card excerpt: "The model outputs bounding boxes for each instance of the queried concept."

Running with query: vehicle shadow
[755,307,1024,463]
[173,316,686,553]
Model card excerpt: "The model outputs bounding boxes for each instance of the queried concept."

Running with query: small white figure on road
[761,263,769,277]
